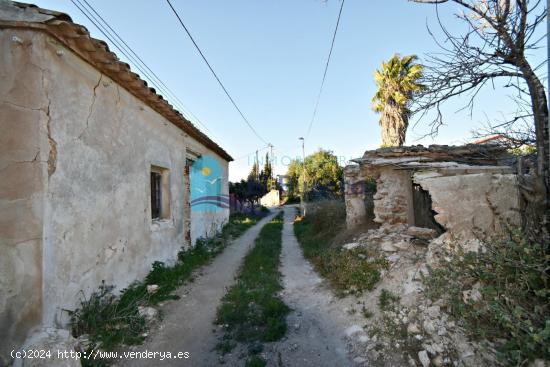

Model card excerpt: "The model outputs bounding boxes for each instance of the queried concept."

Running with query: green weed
[245,355,267,367]
[378,289,400,311]
[362,306,374,319]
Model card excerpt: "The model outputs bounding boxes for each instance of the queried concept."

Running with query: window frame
[150,165,171,221]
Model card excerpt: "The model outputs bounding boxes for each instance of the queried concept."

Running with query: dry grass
[301,200,378,247]
[294,200,386,295]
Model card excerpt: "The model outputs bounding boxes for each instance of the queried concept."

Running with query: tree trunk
[380,106,408,147]
[520,61,549,179]
[518,58,550,237]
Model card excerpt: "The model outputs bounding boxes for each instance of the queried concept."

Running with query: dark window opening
[412,183,444,234]
[363,177,377,221]
[151,171,162,220]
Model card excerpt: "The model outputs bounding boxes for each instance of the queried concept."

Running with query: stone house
[0,1,232,362]
[344,145,521,241]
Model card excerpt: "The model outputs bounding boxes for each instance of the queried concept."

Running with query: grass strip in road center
[215,211,289,366]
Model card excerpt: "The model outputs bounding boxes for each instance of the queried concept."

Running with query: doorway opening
[412,183,444,234]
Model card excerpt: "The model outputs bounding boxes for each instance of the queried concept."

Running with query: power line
[80,0,180,102]
[165,0,269,145]
[71,1,188,117]
[72,0,214,134]
[233,145,270,161]
[70,0,224,144]
[78,0,217,140]
[305,0,345,139]
[70,2,171,106]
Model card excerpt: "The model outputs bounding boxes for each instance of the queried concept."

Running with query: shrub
[423,229,550,365]
[315,248,388,292]
[304,200,347,239]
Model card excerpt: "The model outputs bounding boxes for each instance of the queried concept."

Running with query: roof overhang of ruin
[351,144,513,171]
[0,1,233,162]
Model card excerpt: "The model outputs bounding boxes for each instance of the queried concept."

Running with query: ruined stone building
[344,145,521,241]
[0,1,232,362]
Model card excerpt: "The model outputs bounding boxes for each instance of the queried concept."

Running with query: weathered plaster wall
[38,32,229,325]
[414,172,521,239]
[1,28,229,359]
[260,190,280,208]
[373,169,413,226]
[0,29,49,363]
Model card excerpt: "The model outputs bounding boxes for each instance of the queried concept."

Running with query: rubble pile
[342,225,493,367]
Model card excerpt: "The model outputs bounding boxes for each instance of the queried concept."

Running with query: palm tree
[372,54,424,147]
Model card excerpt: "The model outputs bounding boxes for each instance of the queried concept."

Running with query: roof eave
[0,1,233,161]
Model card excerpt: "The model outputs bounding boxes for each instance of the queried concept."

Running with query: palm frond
[372,54,424,146]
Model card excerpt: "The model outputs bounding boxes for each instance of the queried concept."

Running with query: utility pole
[299,137,306,216]
[255,150,259,180]
[268,143,274,189]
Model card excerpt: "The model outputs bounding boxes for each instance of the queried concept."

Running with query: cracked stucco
[1,27,229,363]
[413,172,521,240]
[77,74,102,141]
[45,99,56,176]
[41,66,57,178]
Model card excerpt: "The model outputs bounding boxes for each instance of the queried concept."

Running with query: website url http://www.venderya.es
[11,349,190,361]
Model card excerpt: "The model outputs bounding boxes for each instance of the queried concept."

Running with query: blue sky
[33,0,547,181]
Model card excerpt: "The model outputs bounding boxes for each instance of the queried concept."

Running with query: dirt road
[257,205,367,367]
[118,212,278,367]
[118,207,370,366]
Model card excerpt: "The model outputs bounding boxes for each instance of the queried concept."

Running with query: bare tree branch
[410,1,547,162]
[411,0,550,234]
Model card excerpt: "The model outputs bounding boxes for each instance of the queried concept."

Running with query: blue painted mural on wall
[190,155,229,212]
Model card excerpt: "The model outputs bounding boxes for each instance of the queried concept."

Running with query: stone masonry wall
[373,169,413,226]
[344,165,367,229]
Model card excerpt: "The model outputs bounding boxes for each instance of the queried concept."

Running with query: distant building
[0,1,232,362]
[277,174,290,191]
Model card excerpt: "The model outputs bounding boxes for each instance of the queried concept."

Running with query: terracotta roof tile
[0,1,233,161]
